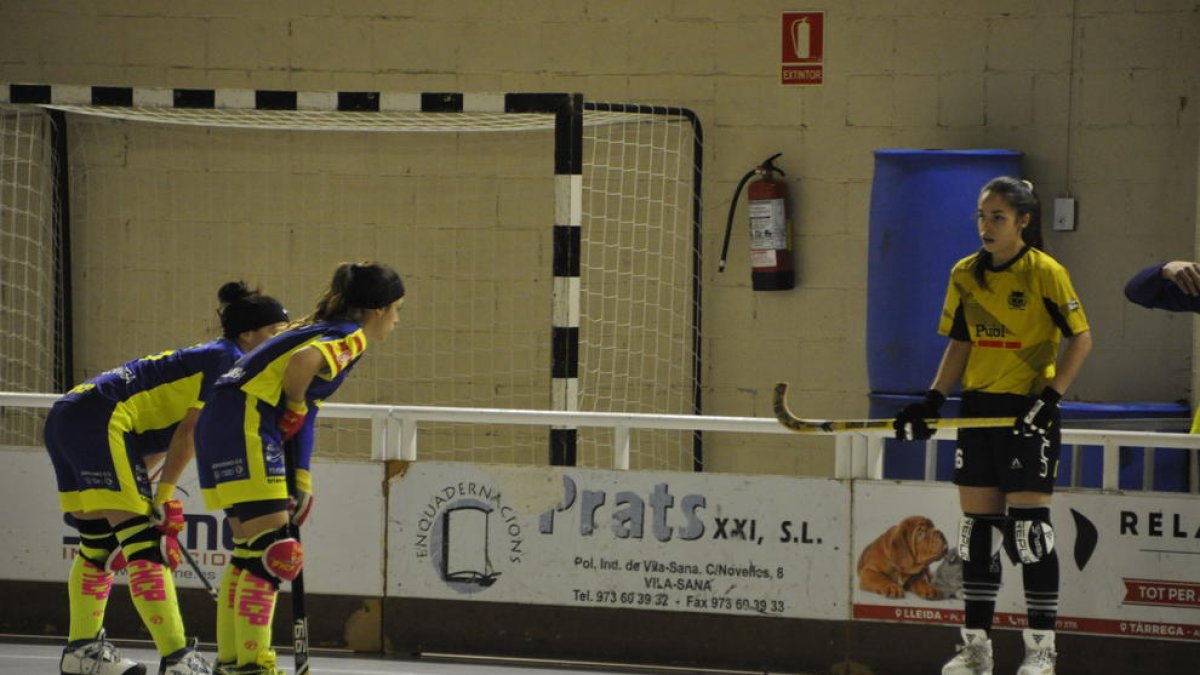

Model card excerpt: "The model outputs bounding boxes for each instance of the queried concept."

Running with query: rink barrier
[3,391,1196,491]
[2,392,1198,674]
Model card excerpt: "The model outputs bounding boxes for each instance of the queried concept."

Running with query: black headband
[344,265,405,309]
[222,296,289,337]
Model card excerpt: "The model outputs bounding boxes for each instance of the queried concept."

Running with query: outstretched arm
[1125,261,1200,312]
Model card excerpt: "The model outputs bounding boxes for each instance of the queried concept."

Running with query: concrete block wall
[0,0,1197,477]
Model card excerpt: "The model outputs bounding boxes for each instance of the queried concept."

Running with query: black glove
[893,389,946,441]
[1014,386,1061,437]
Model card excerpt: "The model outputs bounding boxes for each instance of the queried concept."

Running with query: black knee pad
[232,525,302,589]
[1004,506,1055,565]
[72,516,119,570]
[113,515,168,566]
[958,513,1005,565]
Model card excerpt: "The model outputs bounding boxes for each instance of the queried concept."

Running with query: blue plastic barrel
[1052,403,1192,491]
[867,149,1023,394]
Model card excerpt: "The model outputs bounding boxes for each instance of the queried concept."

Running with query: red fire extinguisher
[719,153,795,291]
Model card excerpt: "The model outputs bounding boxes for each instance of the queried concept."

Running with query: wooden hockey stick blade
[772,382,1014,433]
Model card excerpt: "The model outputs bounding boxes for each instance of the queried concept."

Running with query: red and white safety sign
[781,11,824,86]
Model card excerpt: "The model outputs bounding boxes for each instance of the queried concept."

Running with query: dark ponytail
[301,262,405,325]
[217,281,288,339]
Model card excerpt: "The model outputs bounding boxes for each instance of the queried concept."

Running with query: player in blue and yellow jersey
[194,262,405,675]
[891,178,1092,675]
[46,282,288,675]
[1125,259,1200,432]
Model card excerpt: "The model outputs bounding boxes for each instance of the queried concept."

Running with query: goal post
[0,104,71,447]
[0,84,703,471]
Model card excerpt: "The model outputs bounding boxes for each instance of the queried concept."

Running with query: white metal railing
[3,391,1197,492]
[838,425,1200,493]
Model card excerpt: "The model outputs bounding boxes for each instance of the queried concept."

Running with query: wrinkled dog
[857,515,948,599]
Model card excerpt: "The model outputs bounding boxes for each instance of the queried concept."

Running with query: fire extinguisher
[719,153,795,291]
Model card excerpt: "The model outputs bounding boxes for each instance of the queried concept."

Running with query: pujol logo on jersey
[974,323,1007,338]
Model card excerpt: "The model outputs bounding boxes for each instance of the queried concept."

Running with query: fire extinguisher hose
[718,167,759,273]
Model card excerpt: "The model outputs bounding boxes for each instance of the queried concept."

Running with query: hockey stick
[177,544,219,602]
[155,482,221,603]
[283,439,311,675]
[772,382,1015,433]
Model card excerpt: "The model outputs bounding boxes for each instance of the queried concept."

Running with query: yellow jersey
[938,246,1089,395]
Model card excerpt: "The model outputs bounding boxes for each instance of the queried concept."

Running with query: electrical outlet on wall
[1053,197,1076,231]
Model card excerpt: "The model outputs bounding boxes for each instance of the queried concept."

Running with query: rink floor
[0,637,786,674]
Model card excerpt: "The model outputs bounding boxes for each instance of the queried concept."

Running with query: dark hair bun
[218,280,253,306]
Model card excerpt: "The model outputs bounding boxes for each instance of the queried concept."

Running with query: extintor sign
[781,11,824,86]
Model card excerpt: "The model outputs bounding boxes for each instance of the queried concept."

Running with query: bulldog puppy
[857,515,948,599]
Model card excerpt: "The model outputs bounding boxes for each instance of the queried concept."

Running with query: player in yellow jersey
[891,177,1092,675]
[46,282,288,675]
[194,262,405,675]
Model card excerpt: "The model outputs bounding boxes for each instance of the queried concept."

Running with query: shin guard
[1009,505,1060,630]
[959,513,1006,632]
[115,516,186,656]
[216,560,244,666]
[67,518,118,643]
[233,570,278,667]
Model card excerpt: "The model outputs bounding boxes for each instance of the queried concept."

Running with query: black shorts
[953,391,1060,494]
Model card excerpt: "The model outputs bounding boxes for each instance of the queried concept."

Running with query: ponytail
[217,281,288,339]
[299,262,405,325]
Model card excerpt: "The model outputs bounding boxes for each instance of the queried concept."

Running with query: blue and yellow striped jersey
[205,321,368,487]
[63,338,244,453]
[213,320,368,406]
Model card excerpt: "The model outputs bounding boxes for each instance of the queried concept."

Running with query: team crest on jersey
[317,331,366,375]
[217,367,245,385]
[101,365,136,383]
[1067,298,1080,312]
[264,442,285,474]
[1008,290,1028,310]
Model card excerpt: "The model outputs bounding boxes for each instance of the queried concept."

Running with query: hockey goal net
[0,88,702,471]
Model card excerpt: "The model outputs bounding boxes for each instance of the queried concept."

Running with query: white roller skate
[1016,629,1056,675]
[158,640,213,675]
[941,627,993,675]
[60,628,147,675]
